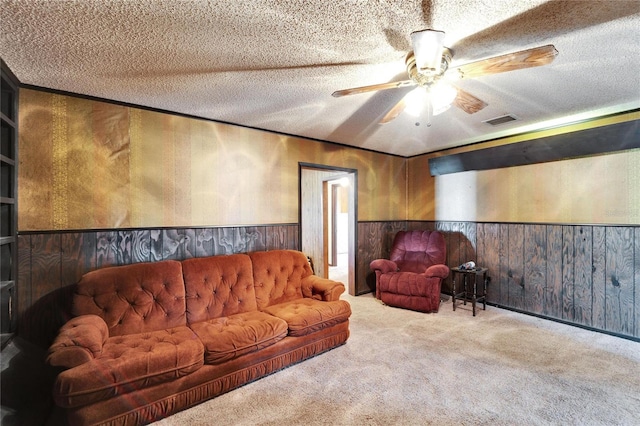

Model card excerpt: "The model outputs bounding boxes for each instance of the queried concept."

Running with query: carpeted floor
[155,293,640,426]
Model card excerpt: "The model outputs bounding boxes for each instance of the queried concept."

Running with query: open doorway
[299,164,356,296]
[327,177,350,285]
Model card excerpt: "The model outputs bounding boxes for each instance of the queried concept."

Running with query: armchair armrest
[46,314,109,369]
[302,275,345,301]
[370,259,398,274]
[423,264,450,279]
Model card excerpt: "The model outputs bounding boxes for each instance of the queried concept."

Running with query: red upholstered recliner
[370,230,449,313]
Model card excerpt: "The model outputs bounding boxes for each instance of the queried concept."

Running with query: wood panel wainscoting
[16,220,640,348]
[358,221,639,341]
[17,225,299,348]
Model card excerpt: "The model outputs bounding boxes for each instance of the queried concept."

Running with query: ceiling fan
[332,29,558,124]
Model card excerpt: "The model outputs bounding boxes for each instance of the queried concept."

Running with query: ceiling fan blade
[453,45,558,79]
[454,88,488,114]
[379,97,408,124]
[332,80,416,97]
[450,0,635,61]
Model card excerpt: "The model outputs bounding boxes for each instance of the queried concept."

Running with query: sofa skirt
[65,320,350,426]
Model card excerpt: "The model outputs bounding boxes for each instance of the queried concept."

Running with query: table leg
[463,275,468,306]
[483,273,487,311]
[472,274,477,316]
[452,275,457,311]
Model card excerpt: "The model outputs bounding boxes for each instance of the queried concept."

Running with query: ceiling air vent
[484,114,518,126]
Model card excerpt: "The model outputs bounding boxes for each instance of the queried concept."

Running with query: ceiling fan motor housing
[406,47,452,87]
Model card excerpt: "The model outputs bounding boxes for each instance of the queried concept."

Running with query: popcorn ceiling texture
[1,0,639,156]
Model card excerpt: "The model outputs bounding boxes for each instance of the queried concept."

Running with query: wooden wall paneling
[476,223,485,267]
[573,226,593,327]
[356,222,383,295]
[210,227,235,255]
[162,229,197,260]
[182,228,197,258]
[507,224,525,310]
[478,223,500,303]
[96,231,118,267]
[179,228,196,260]
[355,221,404,295]
[498,224,510,305]
[388,221,406,248]
[524,224,546,314]
[436,221,453,294]
[160,229,191,260]
[60,232,96,286]
[117,230,151,265]
[448,222,462,269]
[463,222,477,264]
[545,225,563,318]
[435,220,451,259]
[286,225,299,251]
[132,229,151,263]
[381,221,401,255]
[359,222,383,260]
[26,233,61,347]
[635,227,640,338]
[16,235,31,331]
[264,225,297,252]
[195,228,215,257]
[355,223,371,295]
[57,232,97,330]
[300,169,333,276]
[265,225,287,251]
[30,234,61,302]
[116,230,133,265]
[149,230,163,261]
[605,227,635,335]
[231,228,245,254]
[591,226,607,330]
[14,223,638,343]
[240,226,266,253]
[562,226,575,321]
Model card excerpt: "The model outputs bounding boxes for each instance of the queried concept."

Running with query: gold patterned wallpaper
[18,89,407,231]
[18,89,638,231]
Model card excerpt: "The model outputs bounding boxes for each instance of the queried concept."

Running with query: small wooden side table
[451,266,489,316]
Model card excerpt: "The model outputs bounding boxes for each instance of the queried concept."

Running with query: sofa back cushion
[72,260,187,337]
[249,250,312,310]
[182,254,258,323]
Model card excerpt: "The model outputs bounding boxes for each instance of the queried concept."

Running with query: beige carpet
[155,293,640,426]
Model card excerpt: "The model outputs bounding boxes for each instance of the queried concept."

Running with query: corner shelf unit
[1,59,19,348]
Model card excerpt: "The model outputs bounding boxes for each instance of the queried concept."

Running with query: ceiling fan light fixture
[410,29,445,75]
[430,83,458,116]
[404,88,426,117]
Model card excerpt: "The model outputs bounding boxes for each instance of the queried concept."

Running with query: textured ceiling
[1,0,639,157]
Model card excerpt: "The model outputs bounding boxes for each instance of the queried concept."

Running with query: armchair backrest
[390,230,446,272]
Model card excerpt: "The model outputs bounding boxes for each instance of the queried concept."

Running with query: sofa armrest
[302,275,345,301]
[370,259,398,274]
[46,314,109,369]
[423,264,450,279]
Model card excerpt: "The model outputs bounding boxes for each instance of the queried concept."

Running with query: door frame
[299,163,357,296]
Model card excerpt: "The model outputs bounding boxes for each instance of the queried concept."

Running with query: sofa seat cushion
[190,311,289,364]
[262,298,352,337]
[53,326,204,408]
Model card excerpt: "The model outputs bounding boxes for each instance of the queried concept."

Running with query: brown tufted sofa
[46,250,351,426]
